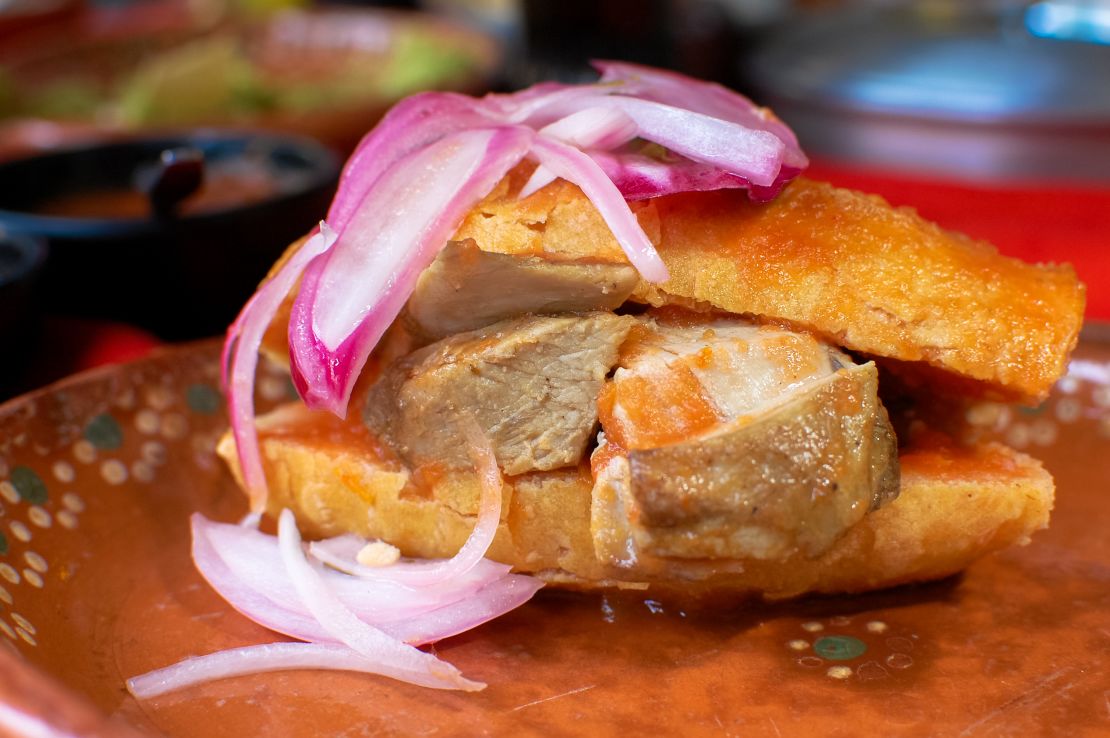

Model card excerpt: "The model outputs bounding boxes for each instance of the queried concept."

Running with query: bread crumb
[357,541,401,567]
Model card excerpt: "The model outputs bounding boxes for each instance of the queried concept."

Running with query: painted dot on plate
[57,511,78,530]
[10,466,47,505]
[0,481,16,505]
[141,441,167,466]
[814,635,867,661]
[886,653,914,670]
[144,386,174,411]
[160,413,189,440]
[191,432,219,455]
[84,413,123,451]
[0,620,15,640]
[51,461,75,483]
[886,636,915,652]
[9,521,31,543]
[100,460,128,485]
[965,402,1003,428]
[28,506,51,529]
[828,615,851,627]
[826,665,854,680]
[0,584,9,604]
[787,639,809,651]
[135,409,160,435]
[115,387,136,409]
[186,383,222,415]
[1030,418,1057,446]
[1056,376,1080,395]
[62,492,85,513]
[10,613,34,634]
[801,621,824,633]
[796,656,823,668]
[0,564,19,584]
[23,552,46,573]
[1055,397,1082,423]
[22,570,42,588]
[259,376,290,402]
[856,661,889,682]
[1005,423,1031,449]
[16,627,36,646]
[73,440,97,464]
[866,621,888,633]
[131,461,155,483]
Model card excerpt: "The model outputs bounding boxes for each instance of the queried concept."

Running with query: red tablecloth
[48,162,1110,376]
[805,161,1109,319]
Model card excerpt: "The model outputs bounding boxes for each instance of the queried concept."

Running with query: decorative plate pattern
[0,335,1108,737]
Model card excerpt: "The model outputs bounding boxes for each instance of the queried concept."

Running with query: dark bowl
[0,232,48,390]
[0,132,339,340]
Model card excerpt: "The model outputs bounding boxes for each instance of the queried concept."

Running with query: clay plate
[0,333,1108,737]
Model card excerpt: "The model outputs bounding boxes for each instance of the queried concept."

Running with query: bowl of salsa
[0,131,339,340]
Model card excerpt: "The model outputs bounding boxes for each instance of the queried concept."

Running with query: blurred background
[0,0,1107,397]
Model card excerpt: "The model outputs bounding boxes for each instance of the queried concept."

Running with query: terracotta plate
[0,333,1108,737]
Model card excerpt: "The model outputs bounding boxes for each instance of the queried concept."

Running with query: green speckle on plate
[0,531,7,556]
[814,635,867,661]
[11,466,47,505]
[84,413,123,450]
[186,383,222,415]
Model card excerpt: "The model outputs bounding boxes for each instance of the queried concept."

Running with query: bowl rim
[0,232,48,288]
[0,129,340,237]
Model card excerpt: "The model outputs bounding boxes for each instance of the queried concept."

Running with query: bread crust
[260,177,1083,403]
[453,176,1085,403]
[218,409,1053,598]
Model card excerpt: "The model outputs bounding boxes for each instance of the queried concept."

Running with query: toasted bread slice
[218,406,1053,599]
[453,176,1084,404]
[262,176,1083,403]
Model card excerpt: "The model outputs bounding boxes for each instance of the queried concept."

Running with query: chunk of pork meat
[406,240,638,339]
[364,312,636,475]
[592,316,899,564]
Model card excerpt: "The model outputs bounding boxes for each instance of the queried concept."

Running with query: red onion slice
[594,60,808,170]
[530,136,669,283]
[539,106,638,150]
[526,95,785,187]
[372,574,542,646]
[328,92,500,230]
[521,106,639,198]
[193,514,328,643]
[204,516,505,618]
[126,642,478,699]
[276,509,481,690]
[191,514,541,647]
[288,126,535,416]
[226,224,337,510]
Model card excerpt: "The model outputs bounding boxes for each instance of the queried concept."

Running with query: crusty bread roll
[230,173,1079,598]
[218,410,1052,598]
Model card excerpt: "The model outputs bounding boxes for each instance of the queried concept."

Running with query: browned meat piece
[592,315,898,564]
[406,240,638,340]
[364,312,636,475]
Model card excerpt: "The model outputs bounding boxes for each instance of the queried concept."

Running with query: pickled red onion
[274,509,483,690]
[593,59,808,170]
[126,643,473,699]
[225,223,336,508]
[289,126,535,416]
